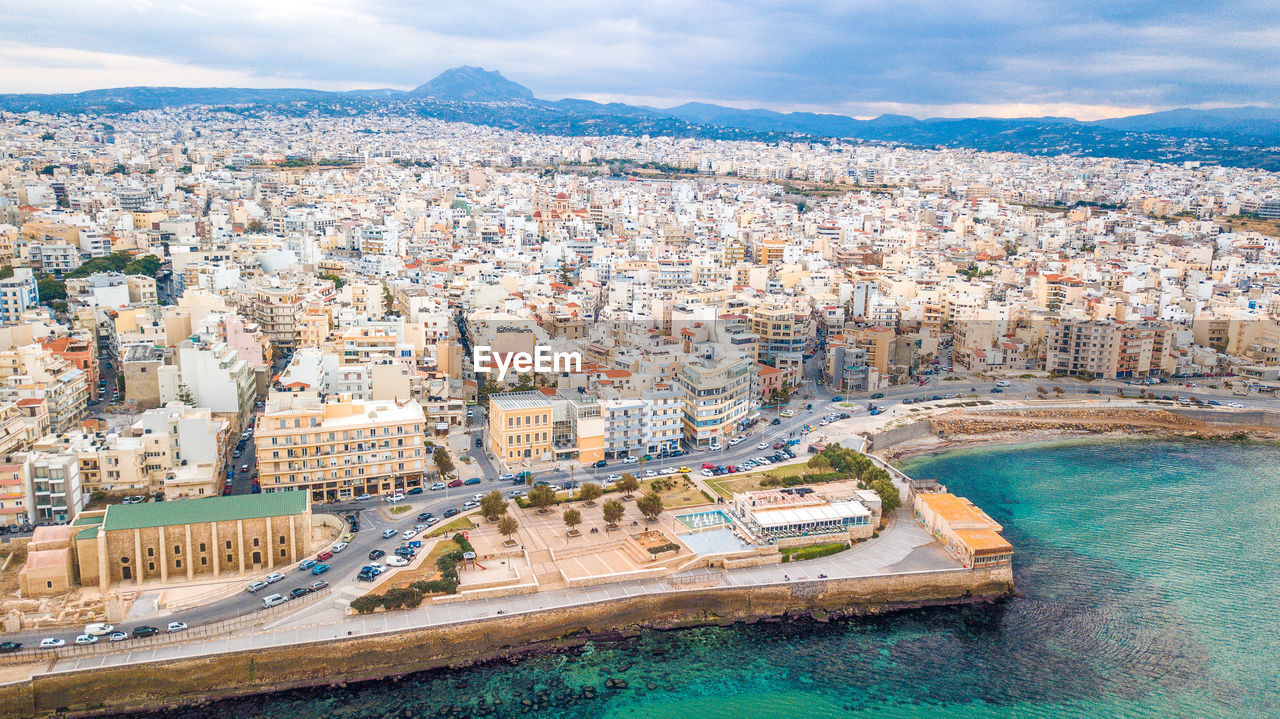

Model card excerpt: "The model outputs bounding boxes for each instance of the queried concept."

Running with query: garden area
[350,533,475,613]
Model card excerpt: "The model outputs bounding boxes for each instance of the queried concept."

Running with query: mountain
[409,66,533,102]
[3,67,1280,170]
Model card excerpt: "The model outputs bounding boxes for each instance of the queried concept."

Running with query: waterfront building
[912,491,1013,568]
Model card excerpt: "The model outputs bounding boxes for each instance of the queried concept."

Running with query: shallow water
[126,438,1280,718]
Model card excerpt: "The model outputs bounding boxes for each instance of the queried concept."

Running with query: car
[464,477,481,486]
[0,641,21,653]
[261,593,287,608]
[700,468,714,477]
[132,625,159,638]
[40,638,65,649]
[299,559,317,571]
[240,464,249,472]
[166,622,188,633]
[499,473,516,481]
[316,550,333,561]
[677,466,691,473]
[381,528,398,539]
[406,487,424,495]
[475,437,483,447]
[265,572,285,584]
[818,419,829,426]
[1087,388,1101,394]
[394,547,415,558]
[357,569,377,582]
[354,493,372,501]
[702,462,717,469]
[1208,399,1222,406]
[369,548,386,560]
[472,493,485,502]
[307,580,328,592]
[246,580,269,593]
[84,622,114,636]
[870,392,885,399]
[780,409,794,418]
[607,473,623,482]
[770,418,781,426]
[729,437,744,446]
[1229,402,1245,408]
[386,555,409,567]
[448,479,464,488]
[310,564,330,576]
[289,587,312,599]
[402,529,418,540]
[622,456,638,464]
[757,442,769,450]
[593,459,608,468]
[443,507,459,518]
[368,561,385,573]
[644,469,657,478]
[75,634,98,645]
[417,512,435,521]
[430,482,446,491]
[774,442,785,450]
[990,387,1004,393]
[386,493,405,503]
[331,542,348,553]
[462,500,478,509]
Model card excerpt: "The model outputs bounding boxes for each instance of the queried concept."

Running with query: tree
[602,500,625,527]
[577,481,603,506]
[619,473,640,498]
[124,255,161,277]
[245,219,267,233]
[636,492,664,523]
[320,273,345,290]
[497,514,519,543]
[480,490,507,522]
[176,384,196,406]
[807,453,832,472]
[562,508,582,534]
[37,276,66,301]
[433,447,454,476]
[529,485,557,513]
[39,165,56,176]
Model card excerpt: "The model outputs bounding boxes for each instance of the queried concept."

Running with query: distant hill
[3,66,1280,170]
[410,66,533,102]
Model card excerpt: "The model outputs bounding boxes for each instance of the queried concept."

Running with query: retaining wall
[2,566,1013,718]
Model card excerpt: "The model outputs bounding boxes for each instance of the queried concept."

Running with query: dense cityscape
[1,20,1279,717]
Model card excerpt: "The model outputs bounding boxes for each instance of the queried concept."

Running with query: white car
[402,529,417,540]
[472,493,485,501]
[622,456,638,464]
[818,419,829,426]
[108,631,129,642]
[368,561,385,572]
[700,468,714,477]
[265,572,285,584]
[509,489,525,498]
[430,482,446,491]
[757,442,769,450]
[1229,402,1245,408]
[462,500,478,508]
[39,638,65,649]
[728,437,744,446]
[240,464,249,472]
[608,474,622,482]
[166,622,187,633]
[708,443,722,451]
[662,467,677,475]
[331,542,349,553]
[354,493,372,501]
[84,622,113,636]
[386,493,405,503]
[246,580,269,593]
[645,470,658,478]
[75,634,98,645]
[386,555,409,567]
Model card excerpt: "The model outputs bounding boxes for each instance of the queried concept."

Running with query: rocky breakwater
[932,407,1280,441]
[3,567,1013,718]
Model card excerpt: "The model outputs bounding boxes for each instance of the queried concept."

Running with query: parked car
[265,572,285,584]
[0,641,21,653]
[316,550,333,561]
[84,622,114,636]
[499,473,515,481]
[74,634,98,645]
[386,555,409,567]
[166,622,188,633]
[386,493,406,503]
[246,580,269,593]
[402,529,418,540]
[369,549,386,560]
[443,508,459,518]
[406,487,424,495]
[447,479,464,488]
[464,477,481,486]
[132,625,159,638]
[430,482,446,491]
[354,494,372,501]
[417,512,434,522]
[40,638,65,649]
[261,593,287,608]
[310,564,330,576]
[331,542,348,553]
[289,587,311,599]
[307,580,328,592]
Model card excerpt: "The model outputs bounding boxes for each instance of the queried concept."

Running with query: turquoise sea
[133,439,1280,718]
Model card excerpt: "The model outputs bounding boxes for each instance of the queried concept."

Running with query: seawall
[0,566,1013,718]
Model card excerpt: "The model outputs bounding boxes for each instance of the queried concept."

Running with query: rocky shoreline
[877,407,1280,462]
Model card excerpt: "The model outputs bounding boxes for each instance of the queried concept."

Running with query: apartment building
[1043,319,1170,379]
[676,354,757,447]
[255,395,428,501]
[600,384,682,459]
[853,325,894,385]
[0,345,89,433]
[161,338,256,427]
[750,302,811,377]
[0,268,39,324]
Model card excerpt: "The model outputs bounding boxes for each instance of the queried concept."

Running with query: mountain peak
[410,66,533,102]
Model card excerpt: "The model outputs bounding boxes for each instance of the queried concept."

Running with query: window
[120,556,129,564]
[148,562,155,571]
[147,547,154,557]
[174,545,181,555]
[252,537,260,547]
[199,543,206,552]
[201,557,208,566]
[279,536,286,545]
[225,540,232,549]
[175,559,182,568]
[280,548,286,558]
[226,554,234,563]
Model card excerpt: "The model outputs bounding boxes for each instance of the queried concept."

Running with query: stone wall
[864,419,936,451]
[2,565,1013,718]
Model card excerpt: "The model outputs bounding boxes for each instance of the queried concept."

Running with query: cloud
[0,0,1276,118]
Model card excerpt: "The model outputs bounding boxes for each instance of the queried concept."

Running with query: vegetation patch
[780,542,848,562]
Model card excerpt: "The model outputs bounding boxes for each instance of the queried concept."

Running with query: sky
[1,0,1276,120]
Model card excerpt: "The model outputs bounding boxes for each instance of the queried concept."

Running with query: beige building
[20,491,312,596]
[255,395,428,500]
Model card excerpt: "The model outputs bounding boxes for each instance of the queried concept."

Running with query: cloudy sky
[1,0,1275,120]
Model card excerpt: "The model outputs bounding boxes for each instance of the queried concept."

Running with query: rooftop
[102,491,308,531]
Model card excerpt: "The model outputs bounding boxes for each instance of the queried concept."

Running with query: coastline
[0,568,1014,718]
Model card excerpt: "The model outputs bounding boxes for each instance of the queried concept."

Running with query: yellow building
[488,390,604,466]
[854,325,894,380]
[255,395,428,501]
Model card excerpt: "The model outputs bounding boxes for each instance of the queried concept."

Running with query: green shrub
[780,542,848,562]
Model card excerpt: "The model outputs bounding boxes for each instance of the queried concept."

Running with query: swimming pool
[676,510,733,530]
